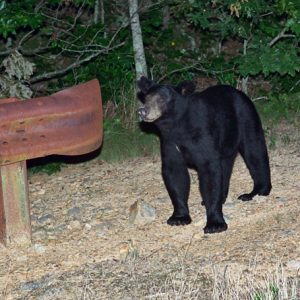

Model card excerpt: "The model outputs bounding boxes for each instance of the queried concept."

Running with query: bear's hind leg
[161,143,192,226]
[238,136,272,201]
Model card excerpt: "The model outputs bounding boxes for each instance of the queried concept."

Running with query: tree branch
[269,28,296,47]
[157,63,235,83]
[157,64,199,83]
[28,42,125,84]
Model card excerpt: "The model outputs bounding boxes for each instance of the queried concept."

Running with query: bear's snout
[138,106,148,120]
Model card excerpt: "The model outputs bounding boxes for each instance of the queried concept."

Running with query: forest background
[0,0,299,166]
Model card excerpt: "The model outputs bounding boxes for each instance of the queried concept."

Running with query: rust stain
[0,79,103,165]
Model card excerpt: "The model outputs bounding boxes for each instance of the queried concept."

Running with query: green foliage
[256,92,300,122]
[238,43,300,77]
[30,162,63,175]
[0,0,43,37]
[166,0,300,90]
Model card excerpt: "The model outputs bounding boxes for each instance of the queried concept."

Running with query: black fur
[137,77,271,234]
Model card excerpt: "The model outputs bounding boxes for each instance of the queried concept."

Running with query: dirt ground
[0,134,299,299]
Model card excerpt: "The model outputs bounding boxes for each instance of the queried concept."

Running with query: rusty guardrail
[0,79,103,245]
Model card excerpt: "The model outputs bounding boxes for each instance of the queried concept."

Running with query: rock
[67,206,81,220]
[68,220,81,230]
[224,214,231,222]
[93,221,113,237]
[34,244,46,254]
[16,255,28,262]
[84,223,92,231]
[128,200,156,225]
[37,189,46,195]
[37,214,55,225]
[20,281,41,292]
[286,260,300,270]
[54,224,67,233]
[224,202,236,208]
[32,228,48,241]
[276,197,286,203]
[281,229,295,236]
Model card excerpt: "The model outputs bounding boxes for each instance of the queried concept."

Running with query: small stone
[34,243,46,254]
[128,200,156,225]
[224,214,231,222]
[281,229,295,236]
[224,202,235,208]
[276,197,286,203]
[93,221,112,237]
[37,213,55,225]
[55,224,67,233]
[68,220,81,230]
[37,189,46,195]
[193,233,203,239]
[254,195,267,202]
[20,281,41,292]
[287,260,300,270]
[32,228,48,241]
[84,223,92,231]
[16,255,28,262]
[67,206,81,220]
[93,221,112,231]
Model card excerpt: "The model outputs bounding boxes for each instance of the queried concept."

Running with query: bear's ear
[175,80,196,96]
[155,86,172,103]
[137,76,155,94]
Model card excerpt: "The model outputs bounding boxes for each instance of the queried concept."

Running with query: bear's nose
[138,107,148,119]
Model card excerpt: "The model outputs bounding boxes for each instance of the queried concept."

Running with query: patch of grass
[212,264,299,300]
[99,121,160,162]
[99,83,161,162]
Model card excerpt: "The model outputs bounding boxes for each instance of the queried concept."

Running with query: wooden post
[0,161,31,245]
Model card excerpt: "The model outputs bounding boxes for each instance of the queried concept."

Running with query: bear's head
[137,77,195,123]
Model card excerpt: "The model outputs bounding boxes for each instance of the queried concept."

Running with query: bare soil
[0,137,299,299]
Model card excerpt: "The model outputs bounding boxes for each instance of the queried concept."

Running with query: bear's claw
[204,222,227,234]
[167,215,192,226]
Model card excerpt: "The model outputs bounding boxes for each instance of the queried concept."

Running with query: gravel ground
[0,141,299,299]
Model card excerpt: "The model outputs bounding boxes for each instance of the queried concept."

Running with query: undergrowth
[98,83,160,162]
[99,121,159,162]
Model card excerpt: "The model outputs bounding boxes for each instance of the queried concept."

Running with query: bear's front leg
[198,161,228,234]
[161,143,191,226]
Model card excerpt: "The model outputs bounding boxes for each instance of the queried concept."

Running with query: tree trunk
[128,0,147,80]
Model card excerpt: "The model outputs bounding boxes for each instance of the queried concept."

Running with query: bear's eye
[137,91,146,103]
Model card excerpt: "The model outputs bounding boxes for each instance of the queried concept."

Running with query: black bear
[137,76,272,234]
